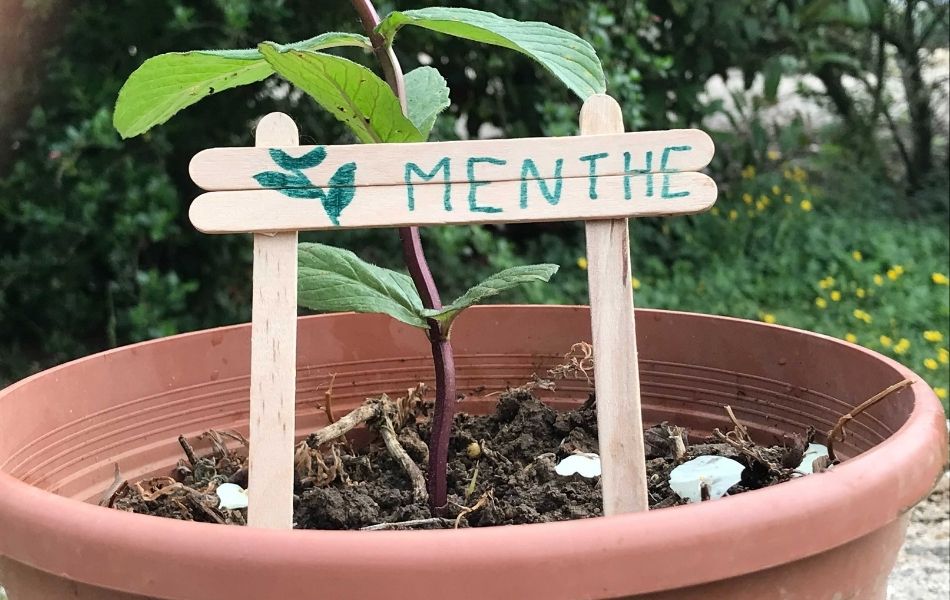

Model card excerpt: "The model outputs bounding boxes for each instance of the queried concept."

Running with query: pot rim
[0,306,946,599]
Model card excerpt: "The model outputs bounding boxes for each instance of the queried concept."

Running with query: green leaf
[258,44,423,144]
[763,58,783,102]
[298,243,427,329]
[846,0,871,25]
[113,32,370,138]
[424,264,559,333]
[378,8,605,100]
[404,67,451,139]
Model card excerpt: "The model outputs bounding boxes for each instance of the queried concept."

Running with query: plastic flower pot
[0,306,945,599]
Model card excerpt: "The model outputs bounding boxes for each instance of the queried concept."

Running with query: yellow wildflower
[830,290,842,302]
[742,193,753,205]
[873,274,885,286]
[856,288,866,298]
[767,149,781,160]
[800,199,813,212]
[815,297,828,309]
[755,199,766,212]
[792,166,807,182]
[631,277,641,290]
[577,257,588,270]
[711,207,720,216]
[939,348,949,364]
[819,276,835,289]
[924,358,938,370]
[853,309,872,324]
[935,387,948,400]
[894,338,910,354]
[729,209,738,221]
[879,335,893,347]
[783,168,793,180]
[845,333,858,343]
[741,165,756,180]
[923,330,943,343]
[886,265,905,281]
[851,250,863,262]
[771,185,781,196]
[783,194,792,204]
[761,313,777,324]
[933,273,949,285]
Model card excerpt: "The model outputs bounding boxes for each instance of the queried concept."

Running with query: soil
[111,387,815,530]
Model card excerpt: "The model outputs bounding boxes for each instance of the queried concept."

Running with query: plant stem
[349,0,457,511]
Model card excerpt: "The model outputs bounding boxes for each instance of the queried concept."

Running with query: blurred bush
[1,0,947,401]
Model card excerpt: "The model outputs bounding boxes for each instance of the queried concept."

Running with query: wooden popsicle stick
[188,171,719,234]
[580,95,649,516]
[189,129,715,191]
[246,113,299,529]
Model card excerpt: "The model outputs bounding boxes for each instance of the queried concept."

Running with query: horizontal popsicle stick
[190,129,714,191]
[189,171,718,233]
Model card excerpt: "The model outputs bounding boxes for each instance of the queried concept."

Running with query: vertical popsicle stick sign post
[188,95,716,528]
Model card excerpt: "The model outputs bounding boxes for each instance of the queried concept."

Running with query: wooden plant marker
[247,113,299,529]
[580,95,647,515]
[189,96,717,527]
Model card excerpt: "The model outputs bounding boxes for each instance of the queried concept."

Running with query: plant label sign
[188,129,716,233]
[187,97,718,527]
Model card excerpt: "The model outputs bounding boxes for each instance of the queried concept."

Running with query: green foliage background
[1,0,947,405]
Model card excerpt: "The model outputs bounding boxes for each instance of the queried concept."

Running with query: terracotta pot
[0,306,945,600]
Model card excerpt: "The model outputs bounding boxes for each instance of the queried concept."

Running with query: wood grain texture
[189,172,717,233]
[580,95,649,516]
[247,113,299,529]
[189,129,715,191]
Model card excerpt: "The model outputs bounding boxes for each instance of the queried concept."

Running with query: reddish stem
[349,0,456,511]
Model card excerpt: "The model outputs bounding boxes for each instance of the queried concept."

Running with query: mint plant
[114,4,605,510]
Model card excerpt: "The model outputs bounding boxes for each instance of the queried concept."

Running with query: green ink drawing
[270,147,327,172]
[623,151,653,199]
[405,158,452,212]
[660,145,692,199]
[578,152,608,199]
[467,157,506,214]
[253,147,357,226]
[519,158,564,208]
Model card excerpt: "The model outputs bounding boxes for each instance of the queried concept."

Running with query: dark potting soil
[111,388,815,530]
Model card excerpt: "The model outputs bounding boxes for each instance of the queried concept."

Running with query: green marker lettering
[623,150,654,199]
[519,158,564,208]
[467,157,506,214]
[405,158,452,211]
[579,152,608,199]
[660,145,692,199]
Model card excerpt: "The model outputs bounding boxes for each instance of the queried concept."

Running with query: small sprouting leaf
[298,243,427,329]
[269,147,327,171]
[258,44,424,144]
[405,66,451,139]
[377,8,606,100]
[425,264,558,334]
[113,32,371,138]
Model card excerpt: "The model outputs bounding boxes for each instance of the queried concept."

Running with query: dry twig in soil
[826,379,913,461]
[454,490,494,529]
